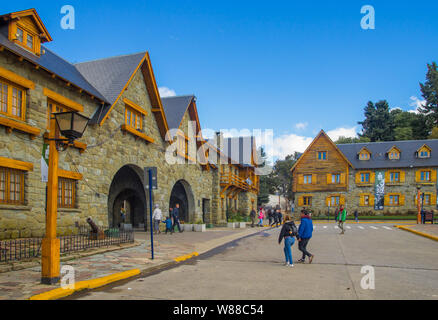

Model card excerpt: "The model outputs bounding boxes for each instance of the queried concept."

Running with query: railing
[220,172,260,193]
[0,225,134,263]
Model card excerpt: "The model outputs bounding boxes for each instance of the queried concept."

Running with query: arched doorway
[108,165,147,229]
[169,180,195,223]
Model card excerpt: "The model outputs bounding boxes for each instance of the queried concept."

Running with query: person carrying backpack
[278,216,298,267]
[297,210,314,264]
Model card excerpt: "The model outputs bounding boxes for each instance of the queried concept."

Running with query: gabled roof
[338,139,438,169]
[0,25,107,102]
[291,130,353,172]
[358,146,371,155]
[161,95,195,130]
[417,144,431,152]
[0,8,52,42]
[386,145,401,154]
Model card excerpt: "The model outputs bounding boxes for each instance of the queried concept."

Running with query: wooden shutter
[370,195,375,207]
[298,197,304,206]
[340,173,346,184]
[415,171,421,182]
[340,195,345,205]
[355,173,361,184]
[400,171,406,183]
[370,172,375,184]
[385,171,390,183]
[326,196,330,207]
[359,195,364,207]
[400,194,405,206]
[298,174,304,185]
[432,193,437,206]
[326,174,332,185]
[432,170,437,182]
[312,174,317,184]
[384,195,389,206]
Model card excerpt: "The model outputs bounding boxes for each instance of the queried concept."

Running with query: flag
[41,143,49,182]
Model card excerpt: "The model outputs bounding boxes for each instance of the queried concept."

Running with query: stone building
[0,9,259,239]
[292,130,438,216]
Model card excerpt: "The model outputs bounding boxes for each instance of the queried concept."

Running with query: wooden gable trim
[141,53,170,140]
[123,98,148,116]
[0,156,33,171]
[8,9,52,42]
[43,88,84,112]
[386,145,401,154]
[58,169,83,180]
[99,53,147,126]
[291,130,354,172]
[417,144,432,153]
[0,66,35,89]
[357,146,371,155]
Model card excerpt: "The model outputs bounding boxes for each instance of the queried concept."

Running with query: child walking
[163,216,173,234]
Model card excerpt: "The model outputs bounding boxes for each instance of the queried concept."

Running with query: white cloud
[158,87,177,98]
[295,122,308,130]
[326,127,358,141]
[267,134,314,160]
[408,96,426,114]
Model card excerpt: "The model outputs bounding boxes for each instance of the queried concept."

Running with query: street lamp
[416,186,422,225]
[41,111,89,285]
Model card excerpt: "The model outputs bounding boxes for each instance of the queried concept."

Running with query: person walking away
[258,207,265,227]
[268,209,273,226]
[278,216,298,267]
[278,210,283,227]
[338,205,347,234]
[270,209,277,227]
[354,210,359,223]
[250,208,256,227]
[152,204,162,234]
[162,216,173,234]
[297,210,314,264]
[172,203,183,233]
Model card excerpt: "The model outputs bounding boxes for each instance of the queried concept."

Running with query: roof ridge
[161,95,195,99]
[74,51,147,65]
[338,139,438,146]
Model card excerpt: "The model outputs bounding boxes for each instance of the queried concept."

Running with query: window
[332,174,341,184]
[330,196,340,206]
[304,175,312,184]
[388,148,400,160]
[361,173,370,183]
[125,106,143,131]
[26,34,34,49]
[364,195,370,206]
[303,196,312,206]
[58,178,76,208]
[14,26,37,52]
[420,151,430,158]
[359,150,370,160]
[0,167,24,205]
[389,195,400,205]
[421,171,431,182]
[318,152,327,160]
[390,172,400,183]
[0,78,26,120]
[424,194,431,205]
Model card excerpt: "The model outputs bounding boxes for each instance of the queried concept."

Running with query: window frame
[0,77,26,121]
[317,151,327,161]
[0,167,25,205]
[303,175,313,184]
[361,172,370,183]
[303,196,312,206]
[14,24,36,52]
[125,105,143,131]
[58,177,76,209]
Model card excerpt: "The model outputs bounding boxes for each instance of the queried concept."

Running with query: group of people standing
[249,207,284,228]
[152,203,184,235]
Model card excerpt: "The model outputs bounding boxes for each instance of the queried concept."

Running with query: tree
[390,109,428,141]
[334,136,371,144]
[358,100,395,142]
[429,127,438,139]
[419,62,438,131]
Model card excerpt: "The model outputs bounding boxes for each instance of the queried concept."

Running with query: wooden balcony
[220,173,259,195]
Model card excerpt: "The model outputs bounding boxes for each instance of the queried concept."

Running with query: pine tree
[419,62,438,131]
[358,100,395,142]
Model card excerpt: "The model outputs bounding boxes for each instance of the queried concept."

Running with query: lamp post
[416,186,422,225]
[41,111,89,285]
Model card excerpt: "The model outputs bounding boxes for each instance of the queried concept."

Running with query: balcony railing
[220,173,259,193]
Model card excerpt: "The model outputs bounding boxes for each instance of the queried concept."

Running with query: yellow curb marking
[395,225,438,242]
[29,269,141,300]
[174,252,199,262]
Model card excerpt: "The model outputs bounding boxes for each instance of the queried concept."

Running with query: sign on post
[144,167,157,260]
[144,167,158,190]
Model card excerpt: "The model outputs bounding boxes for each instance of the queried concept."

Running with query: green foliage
[429,127,438,139]
[335,136,370,144]
[194,220,204,225]
[419,62,438,130]
[358,100,395,142]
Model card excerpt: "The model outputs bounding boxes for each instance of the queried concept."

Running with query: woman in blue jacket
[297,210,314,264]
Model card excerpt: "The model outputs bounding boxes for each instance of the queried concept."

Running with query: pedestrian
[152,204,162,234]
[277,210,283,227]
[337,205,347,234]
[268,208,273,226]
[250,208,256,228]
[162,216,173,234]
[297,209,314,264]
[278,215,298,267]
[271,209,278,227]
[172,203,183,233]
[334,206,339,223]
[354,210,359,223]
[119,207,126,228]
[258,207,265,227]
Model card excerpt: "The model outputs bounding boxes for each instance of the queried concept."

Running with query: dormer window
[358,147,371,161]
[4,9,53,56]
[387,146,401,160]
[417,145,431,159]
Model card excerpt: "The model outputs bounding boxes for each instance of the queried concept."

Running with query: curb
[395,225,438,242]
[174,252,199,262]
[29,269,141,300]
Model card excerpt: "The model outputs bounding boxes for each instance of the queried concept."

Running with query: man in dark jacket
[297,210,314,264]
[250,208,256,227]
[171,203,183,233]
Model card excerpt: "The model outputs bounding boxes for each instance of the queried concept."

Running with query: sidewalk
[395,224,438,241]
[0,226,265,300]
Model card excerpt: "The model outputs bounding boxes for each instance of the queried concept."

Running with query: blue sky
[2,1,438,158]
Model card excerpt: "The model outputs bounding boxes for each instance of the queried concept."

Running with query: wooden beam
[58,169,83,180]
[0,156,34,171]
[0,66,35,89]
[43,88,84,112]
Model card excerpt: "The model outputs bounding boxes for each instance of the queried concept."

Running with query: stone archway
[169,180,195,223]
[108,165,147,229]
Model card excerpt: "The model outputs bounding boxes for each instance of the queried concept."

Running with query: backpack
[285,222,298,237]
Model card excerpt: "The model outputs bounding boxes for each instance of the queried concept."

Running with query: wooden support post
[41,116,60,284]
